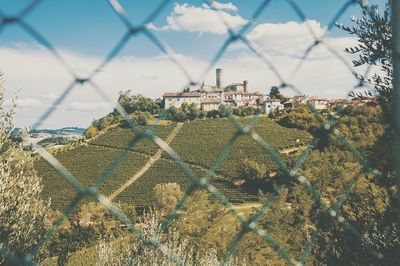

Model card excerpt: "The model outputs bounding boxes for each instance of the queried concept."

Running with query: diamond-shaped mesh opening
[0,0,398,265]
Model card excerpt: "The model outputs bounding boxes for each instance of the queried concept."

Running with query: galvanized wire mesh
[0,0,397,265]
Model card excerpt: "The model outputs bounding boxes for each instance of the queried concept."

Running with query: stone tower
[243,80,248,92]
[216,68,224,88]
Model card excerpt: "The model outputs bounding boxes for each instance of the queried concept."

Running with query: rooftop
[163,92,201,97]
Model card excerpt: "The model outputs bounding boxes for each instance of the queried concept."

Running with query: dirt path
[232,203,262,210]
[108,122,184,200]
[279,146,304,155]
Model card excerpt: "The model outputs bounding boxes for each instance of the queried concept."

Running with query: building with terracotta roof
[163,92,201,109]
[307,98,329,110]
[163,68,265,111]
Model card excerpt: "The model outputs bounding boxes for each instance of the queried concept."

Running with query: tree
[116,90,134,114]
[338,1,392,121]
[121,111,152,127]
[338,0,397,176]
[269,86,285,101]
[301,148,399,265]
[180,101,190,114]
[187,103,201,120]
[154,183,184,214]
[0,72,51,265]
[85,125,98,139]
[238,159,268,184]
[116,91,160,115]
[135,95,160,115]
[167,106,187,122]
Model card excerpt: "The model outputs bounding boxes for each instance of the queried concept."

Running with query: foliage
[166,106,189,122]
[95,236,131,266]
[44,201,130,264]
[329,105,386,152]
[96,210,243,266]
[338,1,393,121]
[165,103,260,122]
[173,189,312,265]
[165,103,208,122]
[172,190,237,259]
[38,101,399,265]
[47,222,99,265]
[85,125,98,139]
[154,183,184,214]
[121,111,153,127]
[277,105,323,135]
[85,91,160,138]
[269,86,285,102]
[238,159,267,183]
[117,90,160,115]
[0,72,51,265]
[306,151,399,265]
[232,106,257,117]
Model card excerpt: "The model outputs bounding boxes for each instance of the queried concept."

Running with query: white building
[201,90,224,103]
[224,92,262,107]
[201,101,220,111]
[307,98,328,110]
[163,92,201,109]
[264,99,284,114]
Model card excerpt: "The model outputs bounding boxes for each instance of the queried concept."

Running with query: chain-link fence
[0,0,398,265]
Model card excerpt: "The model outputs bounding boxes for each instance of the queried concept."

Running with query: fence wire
[0,0,397,265]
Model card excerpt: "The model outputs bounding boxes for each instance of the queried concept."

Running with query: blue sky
[1,0,384,57]
[0,0,387,128]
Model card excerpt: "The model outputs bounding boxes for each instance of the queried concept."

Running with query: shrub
[154,183,184,213]
[96,210,242,266]
[238,159,267,184]
[85,126,98,139]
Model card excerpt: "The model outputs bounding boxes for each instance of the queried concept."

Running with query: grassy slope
[36,117,310,210]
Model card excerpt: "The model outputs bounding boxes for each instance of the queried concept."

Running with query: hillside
[36,117,311,210]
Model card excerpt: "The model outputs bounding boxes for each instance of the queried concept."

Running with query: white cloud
[42,92,59,100]
[4,97,43,108]
[205,1,238,12]
[0,45,206,128]
[232,20,331,56]
[153,2,247,34]
[0,25,365,129]
[68,102,113,112]
[146,22,159,31]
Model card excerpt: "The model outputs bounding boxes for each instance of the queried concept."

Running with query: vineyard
[36,117,311,210]
[167,118,310,178]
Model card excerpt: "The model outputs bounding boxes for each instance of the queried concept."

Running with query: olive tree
[0,72,50,265]
[338,1,392,119]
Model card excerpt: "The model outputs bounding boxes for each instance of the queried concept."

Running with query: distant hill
[29,127,85,135]
[11,127,85,150]
[35,117,311,211]
[11,127,85,138]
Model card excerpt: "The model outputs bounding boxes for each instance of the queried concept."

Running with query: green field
[36,117,310,210]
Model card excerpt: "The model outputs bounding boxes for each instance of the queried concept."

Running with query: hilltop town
[162,68,378,114]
